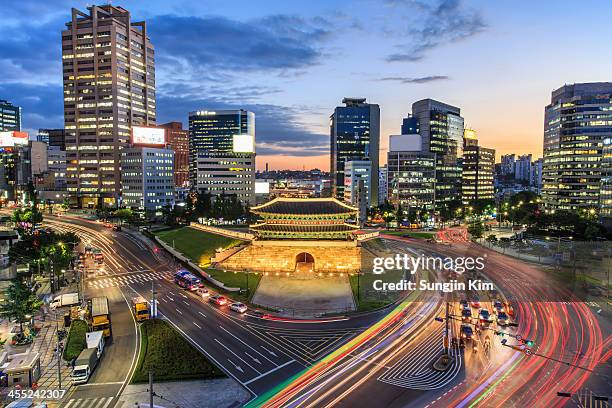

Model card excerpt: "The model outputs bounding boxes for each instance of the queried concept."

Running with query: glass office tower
[330,98,380,206]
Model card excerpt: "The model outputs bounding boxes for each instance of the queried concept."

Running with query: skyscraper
[0,100,21,131]
[461,130,495,204]
[159,122,189,188]
[411,99,464,210]
[188,110,255,204]
[330,98,380,206]
[62,5,156,208]
[542,82,612,211]
[514,154,533,183]
[387,134,436,215]
[500,154,516,176]
[37,129,66,150]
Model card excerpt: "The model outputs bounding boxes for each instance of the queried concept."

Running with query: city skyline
[3,0,612,170]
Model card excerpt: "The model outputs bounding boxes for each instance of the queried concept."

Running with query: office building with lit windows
[410,99,464,211]
[188,110,255,204]
[343,159,372,207]
[0,100,21,131]
[159,122,189,188]
[542,82,612,211]
[387,134,436,214]
[62,5,156,208]
[121,146,174,211]
[600,137,612,228]
[330,98,380,206]
[461,130,495,204]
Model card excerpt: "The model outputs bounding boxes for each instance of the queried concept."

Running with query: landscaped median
[63,319,88,361]
[131,319,225,383]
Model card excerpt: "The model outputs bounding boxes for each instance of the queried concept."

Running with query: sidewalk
[118,378,250,408]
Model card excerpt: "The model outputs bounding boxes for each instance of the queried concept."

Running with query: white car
[197,288,210,298]
[230,302,247,313]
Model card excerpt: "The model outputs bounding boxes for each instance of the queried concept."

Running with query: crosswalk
[62,396,118,408]
[87,271,172,289]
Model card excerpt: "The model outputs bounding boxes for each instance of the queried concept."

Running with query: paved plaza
[252,275,355,317]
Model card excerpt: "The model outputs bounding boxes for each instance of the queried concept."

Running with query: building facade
[343,160,372,207]
[188,110,255,204]
[37,129,66,150]
[0,100,21,131]
[330,98,380,206]
[462,145,495,204]
[62,5,156,208]
[120,146,174,211]
[542,82,612,211]
[378,165,388,204]
[159,122,189,188]
[411,99,464,211]
[514,154,532,182]
[387,134,436,214]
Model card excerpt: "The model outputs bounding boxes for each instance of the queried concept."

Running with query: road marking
[228,358,244,373]
[183,300,190,306]
[261,346,278,358]
[194,322,202,329]
[245,352,262,364]
[244,359,298,385]
[198,311,207,318]
[175,308,182,315]
[214,338,262,374]
[219,326,278,365]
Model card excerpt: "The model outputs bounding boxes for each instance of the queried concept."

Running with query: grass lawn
[382,230,435,239]
[349,269,406,312]
[63,319,88,361]
[131,319,225,383]
[206,268,261,302]
[155,227,243,267]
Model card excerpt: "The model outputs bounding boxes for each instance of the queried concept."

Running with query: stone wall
[216,241,362,274]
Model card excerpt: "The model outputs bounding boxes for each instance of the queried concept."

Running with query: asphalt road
[43,216,398,405]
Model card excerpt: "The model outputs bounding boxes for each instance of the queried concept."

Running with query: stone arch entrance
[295,252,315,274]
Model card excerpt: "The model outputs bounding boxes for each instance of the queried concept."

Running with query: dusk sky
[2,0,610,170]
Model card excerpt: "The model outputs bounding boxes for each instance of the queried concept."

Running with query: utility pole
[149,370,154,408]
[444,301,450,354]
[56,320,62,389]
[151,281,157,318]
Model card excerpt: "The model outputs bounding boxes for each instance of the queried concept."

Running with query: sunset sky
[2,0,610,170]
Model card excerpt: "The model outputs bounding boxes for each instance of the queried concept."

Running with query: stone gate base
[215,240,362,274]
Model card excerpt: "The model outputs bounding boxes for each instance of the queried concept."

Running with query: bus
[174,270,202,291]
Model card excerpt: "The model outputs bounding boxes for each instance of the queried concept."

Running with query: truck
[85,331,105,358]
[71,348,99,385]
[50,293,80,309]
[90,297,112,338]
[132,296,150,322]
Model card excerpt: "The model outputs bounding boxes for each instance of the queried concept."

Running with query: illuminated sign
[0,131,29,147]
[233,134,255,153]
[255,181,270,194]
[131,126,165,146]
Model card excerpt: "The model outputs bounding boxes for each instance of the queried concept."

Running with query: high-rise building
[378,165,388,204]
[461,130,495,204]
[48,146,67,191]
[189,110,255,204]
[343,160,372,207]
[410,99,464,210]
[159,122,189,188]
[37,129,66,150]
[387,134,436,215]
[600,137,612,227]
[500,154,516,176]
[542,82,612,211]
[330,98,380,206]
[0,100,21,131]
[0,132,30,202]
[121,146,174,211]
[62,5,156,208]
[532,158,543,192]
[514,154,532,182]
[29,141,48,177]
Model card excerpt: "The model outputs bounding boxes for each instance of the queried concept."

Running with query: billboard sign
[131,126,165,146]
[0,131,29,147]
[232,134,255,153]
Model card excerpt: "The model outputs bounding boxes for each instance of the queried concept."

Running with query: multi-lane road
[39,216,608,408]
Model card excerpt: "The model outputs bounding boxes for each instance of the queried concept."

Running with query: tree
[0,279,43,333]
[467,221,485,239]
[113,208,133,224]
[485,234,498,246]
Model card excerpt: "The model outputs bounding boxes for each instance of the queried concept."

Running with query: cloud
[156,94,328,157]
[385,0,486,62]
[0,82,64,134]
[378,75,449,84]
[149,13,330,76]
